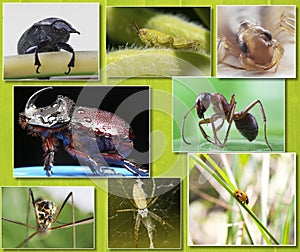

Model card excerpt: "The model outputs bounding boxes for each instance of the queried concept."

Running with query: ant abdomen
[234,113,258,142]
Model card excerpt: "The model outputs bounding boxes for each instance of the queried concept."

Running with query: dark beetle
[17,17,80,74]
[18,87,149,177]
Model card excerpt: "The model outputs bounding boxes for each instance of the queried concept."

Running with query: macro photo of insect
[14,86,150,177]
[188,153,295,245]
[1,187,94,249]
[217,5,296,78]
[173,77,284,152]
[3,3,99,79]
[108,178,181,249]
[106,7,211,77]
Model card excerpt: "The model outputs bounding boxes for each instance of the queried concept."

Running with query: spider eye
[264,31,272,41]
[240,42,248,53]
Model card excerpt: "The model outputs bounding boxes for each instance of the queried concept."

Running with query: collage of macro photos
[0,1,298,251]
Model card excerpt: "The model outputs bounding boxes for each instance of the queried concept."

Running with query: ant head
[195,92,212,118]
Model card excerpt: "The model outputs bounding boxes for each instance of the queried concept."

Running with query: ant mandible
[181,92,272,151]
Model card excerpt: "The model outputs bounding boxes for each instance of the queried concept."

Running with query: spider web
[108,178,181,249]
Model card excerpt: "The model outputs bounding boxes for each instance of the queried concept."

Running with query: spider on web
[108,178,181,249]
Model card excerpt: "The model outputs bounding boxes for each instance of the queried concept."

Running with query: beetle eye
[239,42,248,53]
[264,31,272,41]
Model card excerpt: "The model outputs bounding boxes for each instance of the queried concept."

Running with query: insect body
[18,87,148,177]
[2,188,94,248]
[130,21,200,50]
[234,189,249,204]
[18,17,80,74]
[181,92,272,150]
[218,6,295,73]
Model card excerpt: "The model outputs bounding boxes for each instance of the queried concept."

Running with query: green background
[0,0,299,252]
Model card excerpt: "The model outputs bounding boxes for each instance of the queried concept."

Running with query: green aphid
[130,21,200,50]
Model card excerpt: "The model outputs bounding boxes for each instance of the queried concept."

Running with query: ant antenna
[181,105,195,145]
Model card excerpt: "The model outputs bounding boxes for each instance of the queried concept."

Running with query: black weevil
[17,17,80,74]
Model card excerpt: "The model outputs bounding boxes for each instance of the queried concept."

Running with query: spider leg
[148,211,173,229]
[134,214,141,248]
[17,228,43,248]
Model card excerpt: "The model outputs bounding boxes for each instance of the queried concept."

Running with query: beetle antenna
[181,105,196,145]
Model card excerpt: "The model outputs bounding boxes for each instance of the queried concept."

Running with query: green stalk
[107,48,210,77]
[4,51,98,79]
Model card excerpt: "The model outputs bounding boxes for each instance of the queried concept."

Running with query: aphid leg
[233,100,272,151]
[57,42,75,74]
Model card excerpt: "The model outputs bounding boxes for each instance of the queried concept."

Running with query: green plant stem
[4,51,98,79]
[106,48,210,77]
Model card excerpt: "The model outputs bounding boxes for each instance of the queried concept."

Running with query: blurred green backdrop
[173,78,284,152]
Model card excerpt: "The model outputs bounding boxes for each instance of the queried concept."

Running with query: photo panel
[217,5,296,78]
[106,7,211,77]
[173,77,284,152]
[3,3,99,80]
[108,178,181,249]
[188,153,295,246]
[2,186,94,249]
[14,86,150,177]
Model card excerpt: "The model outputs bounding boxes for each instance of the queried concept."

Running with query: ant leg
[209,113,227,146]
[233,100,272,150]
[218,95,236,148]
[198,118,214,144]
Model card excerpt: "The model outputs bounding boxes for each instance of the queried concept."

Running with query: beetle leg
[64,145,104,175]
[101,153,149,177]
[42,137,58,176]
[57,42,75,74]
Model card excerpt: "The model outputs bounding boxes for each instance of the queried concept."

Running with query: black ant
[181,92,272,150]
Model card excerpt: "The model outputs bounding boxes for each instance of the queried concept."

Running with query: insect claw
[36,65,41,74]
[45,169,53,177]
[65,67,71,75]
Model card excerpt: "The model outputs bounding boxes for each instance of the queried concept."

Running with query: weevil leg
[101,153,149,177]
[57,42,75,74]
[64,145,104,175]
[42,137,58,176]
